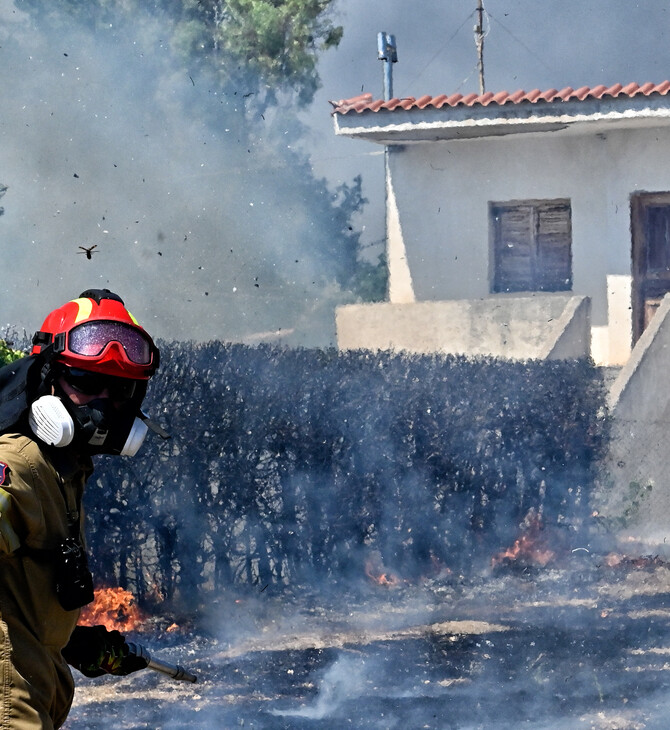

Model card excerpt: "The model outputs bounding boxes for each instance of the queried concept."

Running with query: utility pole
[474,0,485,94]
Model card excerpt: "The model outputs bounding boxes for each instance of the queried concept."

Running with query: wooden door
[631,192,670,342]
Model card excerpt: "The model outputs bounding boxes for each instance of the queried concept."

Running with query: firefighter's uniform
[0,433,92,730]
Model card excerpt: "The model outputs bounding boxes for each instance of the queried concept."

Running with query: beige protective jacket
[0,433,92,730]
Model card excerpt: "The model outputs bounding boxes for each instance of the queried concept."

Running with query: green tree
[19,0,342,109]
[213,0,343,106]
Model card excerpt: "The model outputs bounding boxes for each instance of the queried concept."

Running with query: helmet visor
[62,367,138,401]
[68,321,154,365]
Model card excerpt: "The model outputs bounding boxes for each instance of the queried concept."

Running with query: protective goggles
[61,367,138,401]
[50,321,157,368]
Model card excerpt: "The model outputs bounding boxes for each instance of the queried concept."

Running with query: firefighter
[0,289,162,729]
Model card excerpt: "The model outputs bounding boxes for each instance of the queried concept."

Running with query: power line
[398,9,476,97]
[398,6,553,99]
[455,62,484,94]
[487,11,554,75]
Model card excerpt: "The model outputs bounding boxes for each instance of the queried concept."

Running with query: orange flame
[79,587,146,632]
[365,558,401,588]
[492,512,555,569]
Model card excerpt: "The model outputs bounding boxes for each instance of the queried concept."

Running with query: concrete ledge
[608,293,670,413]
[336,294,591,360]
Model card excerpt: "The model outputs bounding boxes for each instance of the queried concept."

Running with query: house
[330,82,670,367]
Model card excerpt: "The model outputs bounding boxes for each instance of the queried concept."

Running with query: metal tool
[126,641,198,683]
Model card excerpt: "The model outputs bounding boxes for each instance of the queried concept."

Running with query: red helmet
[31,289,159,380]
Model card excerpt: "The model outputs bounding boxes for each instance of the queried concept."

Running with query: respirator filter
[120,416,148,457]
[29,395,75,448]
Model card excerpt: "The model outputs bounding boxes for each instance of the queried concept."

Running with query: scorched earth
[63,552,670,730]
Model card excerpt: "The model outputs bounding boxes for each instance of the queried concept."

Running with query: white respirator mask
[29,394,148,456]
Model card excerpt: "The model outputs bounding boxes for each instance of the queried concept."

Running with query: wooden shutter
[492,200,571,293]
[536,203,572,290]
[492,204,534,292]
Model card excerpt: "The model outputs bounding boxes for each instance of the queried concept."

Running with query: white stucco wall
[597,294,670,543]
[384,124,670,365]
[337,295,591,360]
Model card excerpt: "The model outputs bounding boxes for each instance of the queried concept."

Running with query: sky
[1,0,670,347]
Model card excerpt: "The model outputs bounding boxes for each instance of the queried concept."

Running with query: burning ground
[64,552,670,730]
[60,350,622,727]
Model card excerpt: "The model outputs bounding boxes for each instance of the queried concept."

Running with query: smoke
[272,652,368,720]
[2,0,670,346]
[7,1,670,725]
[0,1,358,347]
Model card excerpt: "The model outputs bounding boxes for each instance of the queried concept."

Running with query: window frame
[489,198,573,294]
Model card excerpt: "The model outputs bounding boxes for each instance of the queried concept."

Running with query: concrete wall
[336,294,590,360]
[385,153,415,303]
[598,294,670,544]
[383,125,670,366]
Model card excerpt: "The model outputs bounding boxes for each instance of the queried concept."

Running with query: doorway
[631,192,670,343]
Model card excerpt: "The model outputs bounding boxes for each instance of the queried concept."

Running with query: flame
[491,512,555,569]
[79,587,146,632]
[365,558,401,588]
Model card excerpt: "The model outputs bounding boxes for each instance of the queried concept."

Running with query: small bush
[0,339,25,367]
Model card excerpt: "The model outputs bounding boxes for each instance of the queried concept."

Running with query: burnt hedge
[85,342,608,608]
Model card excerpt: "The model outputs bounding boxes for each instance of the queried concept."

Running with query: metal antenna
[474,0,485,94]
[377,32,398,101]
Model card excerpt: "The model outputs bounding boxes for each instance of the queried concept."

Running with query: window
[490,199,572,293]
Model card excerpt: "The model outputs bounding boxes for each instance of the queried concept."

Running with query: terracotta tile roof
[330,81,670,115]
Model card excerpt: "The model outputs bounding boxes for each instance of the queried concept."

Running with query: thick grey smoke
[0,1,355,347]
[1,0,669,345]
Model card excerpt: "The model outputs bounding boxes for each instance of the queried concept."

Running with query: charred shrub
[85,342,608,609]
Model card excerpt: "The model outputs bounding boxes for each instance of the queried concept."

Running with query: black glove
[62,625,149,677]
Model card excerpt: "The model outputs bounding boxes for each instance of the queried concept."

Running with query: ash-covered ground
[62,552,670,730]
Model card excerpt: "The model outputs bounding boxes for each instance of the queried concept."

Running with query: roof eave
[333,95,670,144]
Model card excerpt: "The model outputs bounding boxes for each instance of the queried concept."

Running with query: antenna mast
[474,0,485,94]
[377,31,398,101]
